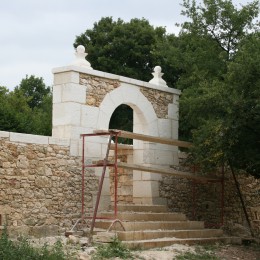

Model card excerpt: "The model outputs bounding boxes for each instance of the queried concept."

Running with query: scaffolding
[74,129,224,236]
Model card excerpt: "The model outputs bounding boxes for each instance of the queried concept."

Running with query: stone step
[123,237,242,249]
[117,229,223,241]
[94,220,204,231]
[110,204,168,213]
[99,212,187,221]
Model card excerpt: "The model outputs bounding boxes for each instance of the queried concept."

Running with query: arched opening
[109,104,133,144]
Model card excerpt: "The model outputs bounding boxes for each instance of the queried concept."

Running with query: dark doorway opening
[109,104,133,144]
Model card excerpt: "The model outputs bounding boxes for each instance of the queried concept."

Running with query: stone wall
[109,148,133,204]
[80,74,120,107]
[0,132,98,237]
[160,168,260,237]
[140,87,174,119]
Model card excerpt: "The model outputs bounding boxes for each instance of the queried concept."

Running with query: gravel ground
[28,236,260,260]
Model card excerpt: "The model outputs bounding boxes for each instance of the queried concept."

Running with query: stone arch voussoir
[97,83,158,136]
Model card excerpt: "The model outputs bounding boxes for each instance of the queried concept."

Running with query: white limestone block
[94,168,103,178]
[100,99,117,118]
[0,131,10,138]
[100,177,110,196]
[133,139,144,149]
[141,171,162,181]
[97,110,110,130]
[158,119,172,138]
[88,70,106,78]
[69,126,92,140]
[135,99,157,122]
[52,125,72,139]
[120,83,140,103]
[48,137,70,146]
[97,195,111,211]
[133,180,151,197]
[172,125,178,139]
[85,141,102,158]
[133,123,144,134]
[53,71,79,85]
[147,119,159,136]
[81,106,99,129]
[133,170,142,181]
[173,94,179,105]
[62,83,87,104]
[70,139,80,156]
[100,92,116,108]
[52,85,62,104]
[129,78,145,86]
[52,102,81,126]
[143,150,156,164]
[155,143,178,152]
[168,103,179,120]
[154,150,174,165]
[10,133,48,145]
[109,87,125,106]
[133,150,144,164]
[133,180,159,198]
[133,111,149,134]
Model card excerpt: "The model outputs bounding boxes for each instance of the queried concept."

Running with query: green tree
[181,0,259,58]
[17,75,51,109]
[178,0,260,177]
[74,17,179,88]
[178,0,259,137]
[0,76,52,136]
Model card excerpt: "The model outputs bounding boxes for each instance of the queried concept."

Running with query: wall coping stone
[52,65,181,95]
[0,131,70,146]
[0,131,10,138]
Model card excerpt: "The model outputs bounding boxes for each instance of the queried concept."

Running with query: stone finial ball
[154,66,162,73]
[77,45,85,53]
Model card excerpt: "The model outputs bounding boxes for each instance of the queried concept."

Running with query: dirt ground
[30,236,260,260]
[214,244,260,260]
[130,244,260,260]
[78,243,260,260]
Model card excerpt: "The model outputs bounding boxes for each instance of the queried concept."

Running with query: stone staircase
[93,204,241,249]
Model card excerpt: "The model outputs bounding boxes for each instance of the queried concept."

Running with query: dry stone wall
[140,87,174,119]
[80,74,120,107]
[160,169,260,237]
[109,149,133,204]
[0,133,98,238]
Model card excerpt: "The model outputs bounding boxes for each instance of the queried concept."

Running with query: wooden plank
[110,143,133,150]
[117,162,220,181]
[94,129,192,148]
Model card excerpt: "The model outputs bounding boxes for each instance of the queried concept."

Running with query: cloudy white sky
[0,0,253,90]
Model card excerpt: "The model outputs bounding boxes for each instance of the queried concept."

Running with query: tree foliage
[0,76,52,136]
[72,1,259,177]
[17,75,51,109]
[181,0,259,58]
[74,17,179,88]
[179,0,260,177]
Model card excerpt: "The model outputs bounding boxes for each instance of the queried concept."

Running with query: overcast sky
[0,0,253,90]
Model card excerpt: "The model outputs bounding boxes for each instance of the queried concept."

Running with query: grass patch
[175,246,220,260]
[0,227,76,260]
[92,237,134,259]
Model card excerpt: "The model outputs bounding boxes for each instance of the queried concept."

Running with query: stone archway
[97,84,165,205]
[52,46,181,207]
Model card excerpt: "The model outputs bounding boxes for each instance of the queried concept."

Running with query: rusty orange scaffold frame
[80,130,122,235]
